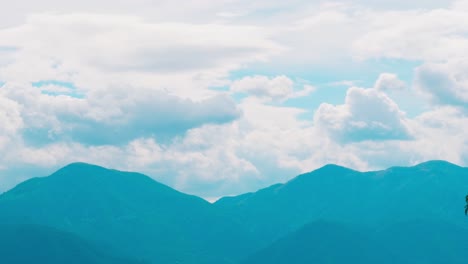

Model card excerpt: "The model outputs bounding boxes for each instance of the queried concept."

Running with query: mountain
[0,224,146,264]
[244,219,468,264]
[243,221,392,264]
[1,160,467,263]
[377,219,468,264]
[0,162,250,264]
[216,161,468,247]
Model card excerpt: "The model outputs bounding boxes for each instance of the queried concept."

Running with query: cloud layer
[0,1,468,198]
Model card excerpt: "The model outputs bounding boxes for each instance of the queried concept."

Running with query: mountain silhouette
[0,161,467,263]
[0,162,249,264]
[216,161,468,247]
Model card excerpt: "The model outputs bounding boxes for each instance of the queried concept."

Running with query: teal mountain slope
[243,219,468,264]
[0,224,146,264]
[216,161,468,247]
[243,221,392,264]
[0,161,467,263]
[0,163,250,264]
[377,219,468,264]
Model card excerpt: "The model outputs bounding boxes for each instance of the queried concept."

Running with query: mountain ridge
[0,162,237,264]
[214,159,468,250]
[0,160,467,263]
[2,160,466,198]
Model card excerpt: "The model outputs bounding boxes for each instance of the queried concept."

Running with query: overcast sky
[0,0,467,198]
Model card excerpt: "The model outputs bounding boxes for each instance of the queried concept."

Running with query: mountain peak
[317,163,355,171]
[58,162,108,172]
[51,162,117,180]
[301,163,357,176]
[0,165,215,264]
[414,160,461,170]
[285,163,356,187]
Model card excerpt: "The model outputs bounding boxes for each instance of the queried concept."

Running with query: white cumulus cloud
[415,61,468,108]
[231,75,315,102]
[314,86,412,143]
[374,73,406,91]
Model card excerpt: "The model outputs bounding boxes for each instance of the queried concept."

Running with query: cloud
[231,75,315,102]
[0,46,16,68]
[409,106,468,165]
[0,93,23,136]
[1,82,241,146]
[1,1,468,199]
[0,0,314,27]
[70,93,240,146]
[314,86,412,143]
[415,61,468,108]
[0,94,367,197]
[0,94,22,162]
[231,75,294,101]
[352,6,468,61]
[374,73,406,91]
[2,80,467,198]
[0,13,281,94]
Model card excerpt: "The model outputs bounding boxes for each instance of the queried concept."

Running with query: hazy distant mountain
[0,163,248,264]
[0,224,146,264]
[216,160,468,247]
[244,219,468,264]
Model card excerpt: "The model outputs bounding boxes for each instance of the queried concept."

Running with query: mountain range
[0,160,467,263]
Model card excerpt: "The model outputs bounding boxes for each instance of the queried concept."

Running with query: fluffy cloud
[0,13,281,99]
[0,96,22,167]
[409,106,468,165]
[415,62,468,108]
[0,90,368,197]
[0,13,267,147]
[314,86,412,143]
[352,5,468,62]
[0,93,23,136]
[374,73,406,91]
[1,80,466,198]
[231,75,294,101]
[231,75,315,102]
[1,82,240,146]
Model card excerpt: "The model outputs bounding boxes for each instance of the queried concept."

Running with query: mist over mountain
[0,160,467,263]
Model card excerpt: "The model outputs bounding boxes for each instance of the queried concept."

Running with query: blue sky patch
[32,80,84,98]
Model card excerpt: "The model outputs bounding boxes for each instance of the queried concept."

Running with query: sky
[0,0,468,199]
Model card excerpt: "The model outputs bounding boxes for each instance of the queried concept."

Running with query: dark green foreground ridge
[0,161,467,263]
